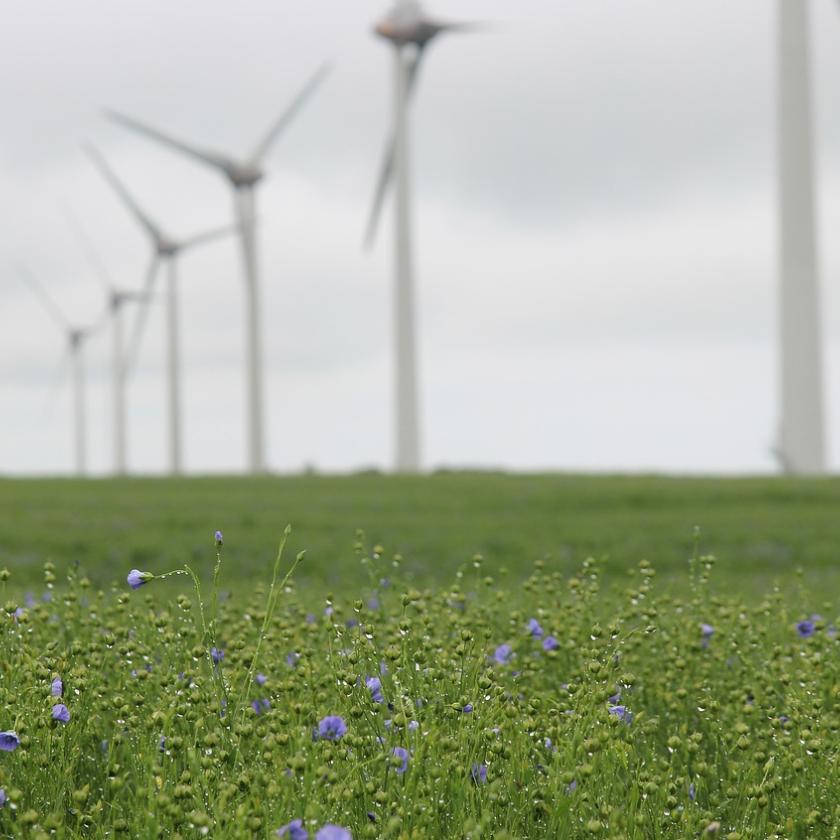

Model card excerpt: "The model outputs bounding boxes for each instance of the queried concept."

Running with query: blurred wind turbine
[105,63,331,474]
[775,0,826,474]
[64,201,144,476]
[17,266,96,476]
[366,1,479,473]
[85,145,235,476]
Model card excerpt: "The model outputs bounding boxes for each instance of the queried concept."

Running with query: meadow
[0,473,838,838]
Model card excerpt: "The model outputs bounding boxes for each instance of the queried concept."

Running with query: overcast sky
[3,0,840,476]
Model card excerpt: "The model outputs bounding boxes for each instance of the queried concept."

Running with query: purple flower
[797,620,816,638]
[0,789,6,808]
[527,618,544,638]
[126,569,152,590]
[214,530,224,546]
[700,623,714,637]
[158,736,167,752]
[493,644,513,664]
[566,779,577,794]
[545,737,554,751]
[608,690,621,704]
[461,704,474,713]
[255,673,267,686]
[392,746,410,774]
[51,677,63,697]
[251,699,271,714]
[542,635,559,651]
[276,819,308,840]
[608,704,632,725]
[210,647,224,665]
[13,607,25,621]
[286,652,300,668]
[366,676,384,704]
[52,704,71,724]
[408,720,419,731]
[315,827,351,840]
[317,716,347,741]
[367,596,380,610]
[471,763,488,785]
[689,782,696,801]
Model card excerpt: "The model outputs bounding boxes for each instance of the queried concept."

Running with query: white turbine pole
[234,185,265,474]
[393,46,420,472]
[112,296,127,475]
[776,0,826,474]
[72,338,86,475]
[165,258,182,474]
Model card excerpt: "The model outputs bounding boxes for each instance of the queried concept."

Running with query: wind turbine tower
[86,145,235,475]
[18,267,95,476]
[776,0,826,474]
[366,1,477,473]
[106,65,330,474]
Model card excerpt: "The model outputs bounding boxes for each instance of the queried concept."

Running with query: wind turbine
[18,266,96,476]
[365,1,478,473]
[775,0,826,474]
[85,145,236,476]
[64,201,144,476]
[105,64,331,474]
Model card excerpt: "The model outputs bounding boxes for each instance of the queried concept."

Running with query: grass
[0,473,838,838]
[1,473,840,593]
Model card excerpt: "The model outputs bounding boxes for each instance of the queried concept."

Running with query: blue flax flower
[316,826,351,840]
[51,677,63,697]
[392,746,410,774]
[52,704,71,724]
[471,763,488,785]
[366,676,384,704]
[797,620,816,638]
[255,673,267,686]
[542,635,559,651]
[211,647,224,665]
[527,618,544,638]
[276,819,308,840]
[0,789,6,807]
[493,644,512,664]
[318,716,347,741]
[461,704,474,713]
[608,704,632,724]
[126,569,153,590]
[214,530,224,546]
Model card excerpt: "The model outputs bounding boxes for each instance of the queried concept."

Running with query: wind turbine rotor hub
[228,163,264,188]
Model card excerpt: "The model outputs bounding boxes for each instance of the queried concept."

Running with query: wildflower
[366,676,384,704]
[408,720,419,731]
[527,618,544,638]
[286,652,300,668]
[493,643,512,664]
[797,620,816,638]
[317,716,347,741]
[689,782,696,801]
[315,827,351,840]
[126,569,153,590]
[214,530,224,546]
[251,699,271,715]
[210,647,224,665]
[542,635,559,652]
[0,789,5,808]
[608,704,632,724]
[566,779,577,794]
[255,673,267,686]
[276,819,308,840]
[461,704,474,713]
[50,677,63,697]
[159,736,166,752]
[52,704,71,724]
[367,596,380,610]
[392,746,410,774]
[471,763,488,784]
[700,623,714,637]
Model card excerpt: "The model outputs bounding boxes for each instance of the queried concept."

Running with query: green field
[1,473,840,594]
[1,474,839,837]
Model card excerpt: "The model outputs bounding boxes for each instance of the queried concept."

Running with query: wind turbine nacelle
[227,163,264,188]
[374,16,446,47]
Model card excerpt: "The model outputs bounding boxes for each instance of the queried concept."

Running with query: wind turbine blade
[18,265,68,331]
[61,203,115,293]
[364,49,425,249]
[250,62,332,163]
[84,144,161,242]
[106,109,231,173]
[180,222,238,252]
[125,255,160,374]
[44,350,71,417]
